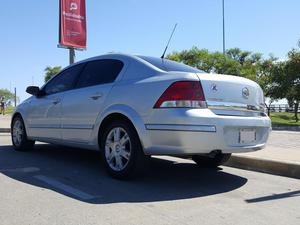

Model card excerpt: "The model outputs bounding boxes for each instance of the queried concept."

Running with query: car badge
[211,83,218,92]
[242,87,250,99]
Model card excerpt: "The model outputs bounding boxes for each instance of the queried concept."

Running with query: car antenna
[161,23,178,59]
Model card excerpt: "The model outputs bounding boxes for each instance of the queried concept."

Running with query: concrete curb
[0,128,10,133]
[225,155,300,179]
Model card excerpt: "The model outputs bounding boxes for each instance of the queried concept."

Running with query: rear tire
[192,153,231,168]
[100,119,146,179]
[11,115,35,151]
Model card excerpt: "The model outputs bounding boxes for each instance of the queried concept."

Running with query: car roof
[67,53,202,74]
[74,53,141,64]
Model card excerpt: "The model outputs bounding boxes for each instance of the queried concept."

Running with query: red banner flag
[59,0,87,49]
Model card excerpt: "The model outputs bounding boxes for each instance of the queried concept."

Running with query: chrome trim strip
[145,124,216,132]
[207,101,264,112]
[61,124,94,130]
[29,124,94,130]
[29,124,60,129]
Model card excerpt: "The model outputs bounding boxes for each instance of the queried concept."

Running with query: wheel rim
[105,127,131,171]
[12,119,24,146]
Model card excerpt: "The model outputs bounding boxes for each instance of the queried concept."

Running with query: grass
[3,106,15,115]
[270,112,300,126]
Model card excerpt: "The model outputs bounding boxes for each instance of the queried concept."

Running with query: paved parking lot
[0,133,299,225]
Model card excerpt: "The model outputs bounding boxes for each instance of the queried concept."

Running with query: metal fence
[269,104,300,113]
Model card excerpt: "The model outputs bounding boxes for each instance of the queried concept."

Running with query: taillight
[154,81,207,108]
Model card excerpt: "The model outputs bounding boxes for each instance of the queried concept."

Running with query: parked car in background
[11,54,271,179]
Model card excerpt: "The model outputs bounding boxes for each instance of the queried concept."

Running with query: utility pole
[222,0,226,55]
[14,87,16,107]
[69,48,75,65]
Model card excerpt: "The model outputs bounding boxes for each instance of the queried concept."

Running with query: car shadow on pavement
[0,144,247,204]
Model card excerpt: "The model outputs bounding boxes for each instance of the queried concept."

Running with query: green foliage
[266,61,286,99]
[263,47,300,121]
[285,50,300,101]
[44,66,61,82]
[5,105,14,114]
[277,49,300,121]
[256,55,278,97]
[0,89,14,102]
[167,47,268,81]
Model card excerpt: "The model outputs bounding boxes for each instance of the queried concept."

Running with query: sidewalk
[0,114,11,132]
[225,131,300,179]
[236,131,300,164]
[1,115,299,178]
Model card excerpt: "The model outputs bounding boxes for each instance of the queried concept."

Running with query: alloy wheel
[105,127,131,171]
[12,119,24,147]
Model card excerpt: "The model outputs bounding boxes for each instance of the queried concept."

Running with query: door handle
[52,99,61,104]
[90,93,102,100]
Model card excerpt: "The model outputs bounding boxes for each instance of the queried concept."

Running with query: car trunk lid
[196,73,265,116]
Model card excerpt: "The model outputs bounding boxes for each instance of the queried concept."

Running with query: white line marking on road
[0,167,40,173]
[34,175,95,200]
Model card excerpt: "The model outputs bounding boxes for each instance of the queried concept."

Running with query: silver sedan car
[11,54,271,179]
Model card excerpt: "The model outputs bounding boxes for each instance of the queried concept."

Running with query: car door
[61,59,124,143]
[26,64,83,140]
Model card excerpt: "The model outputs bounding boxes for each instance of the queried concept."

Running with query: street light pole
[222,0,226,56]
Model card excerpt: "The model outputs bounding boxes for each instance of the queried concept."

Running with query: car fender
[91,104,150,151]
[11,102,30,135]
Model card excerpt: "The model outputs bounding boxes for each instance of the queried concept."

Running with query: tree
[167,47,266,80]
[281,49,300,121]
[264,48,300,121]
[167,47,239,74]
[256,55,279,115]
[44,66,61,82]
[0,89,15,106]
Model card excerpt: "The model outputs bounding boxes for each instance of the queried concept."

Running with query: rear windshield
[138,56,203,73]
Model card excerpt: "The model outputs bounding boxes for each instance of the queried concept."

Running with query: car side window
[44,64,85,95]
[76,59,124,88]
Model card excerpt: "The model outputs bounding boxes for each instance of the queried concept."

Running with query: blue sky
[1,0,300,101]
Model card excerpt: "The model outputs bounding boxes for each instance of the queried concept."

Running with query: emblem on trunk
[242,87,250,99]
[211,83,218,92]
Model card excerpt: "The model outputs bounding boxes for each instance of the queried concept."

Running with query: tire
[100,119,146,179]
[11,115,35,151]
[192,153,231,168]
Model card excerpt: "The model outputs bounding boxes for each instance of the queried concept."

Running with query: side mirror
[26,86,44,97]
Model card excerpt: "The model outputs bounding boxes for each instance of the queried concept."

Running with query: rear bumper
[142,109,271,155]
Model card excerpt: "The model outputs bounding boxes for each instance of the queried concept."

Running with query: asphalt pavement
[0,133,299,225]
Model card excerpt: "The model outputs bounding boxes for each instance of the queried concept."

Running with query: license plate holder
[239,128,256,144]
